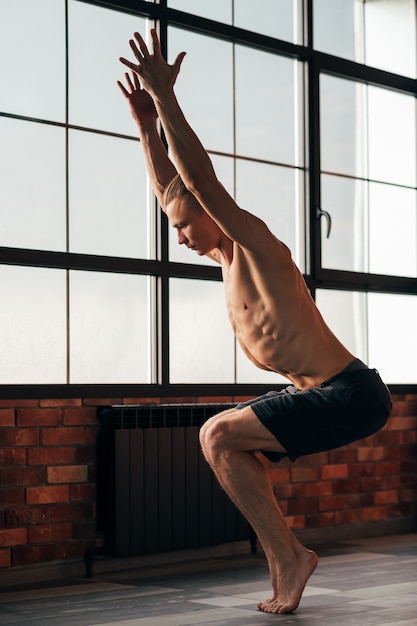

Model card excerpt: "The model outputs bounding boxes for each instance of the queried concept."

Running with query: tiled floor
[0,533,416,625]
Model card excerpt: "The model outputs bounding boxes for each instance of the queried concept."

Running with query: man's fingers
[150,28,162,57]
[116,80,129,97]
[119,56,141,73]
[125,72,135,91]
[134,31,150,58]
[133,72,140,88]
[173,51,186,75]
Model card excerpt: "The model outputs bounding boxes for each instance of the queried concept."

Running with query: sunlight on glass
[365,0,416,78]
[369,183,417,278]
[70,271,151,384]
[169,278,234,383]
[0,118,66,251]
[168,27,233,153]
[168,0,232,22]
[314,0,416,79]
[236,343,288,384]
[315,290,367,364]
[69,130,150,258]
[368,293,417,383]
[235,47,299,166]
[320,75,366,178]
[0,266,66,384]
[68,0,148,135]
[235,0,299,43]
[320,174,367,273]
[0,0,65,121]
[368,86,416,187]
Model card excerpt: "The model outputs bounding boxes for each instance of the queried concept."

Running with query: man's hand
[119,29,185,99]
[117,71,157,128]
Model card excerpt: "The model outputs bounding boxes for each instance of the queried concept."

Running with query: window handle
[316,207,332,238]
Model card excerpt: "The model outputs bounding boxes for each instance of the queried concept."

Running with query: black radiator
[93,403,254,568]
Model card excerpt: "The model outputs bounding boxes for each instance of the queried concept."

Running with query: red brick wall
[0,394,416,570]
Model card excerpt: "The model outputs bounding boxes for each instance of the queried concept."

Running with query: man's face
[166,195,219,256]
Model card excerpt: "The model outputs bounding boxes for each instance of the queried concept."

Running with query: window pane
[0,0,65,121]
[0,118,66,251]
[364,0,416,78]
[320,174,367,272]
[315,290,367,363]
[320,75,366,178]
[169,279,234,383]
[168,154,233,265]
[369,183,417,278]
[235,47,300,166]
[70,271,151,384]
[0,266,66,384]
[68,1,148,135]
[368,293,417,384]
[69,130,150,258]
[236,161,304,269]
[167,0,232,23]
[314,0,416,79]
[368,86,416,187]
[168,28,233,153]
[234,0,299,43]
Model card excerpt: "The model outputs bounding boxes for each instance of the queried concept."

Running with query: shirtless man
[118,29,392,614]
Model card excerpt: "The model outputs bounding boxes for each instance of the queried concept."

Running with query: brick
[0,429,39,446]
[47,465,88,484]
[0,448,26,467]
[41,427,87,446]
[328,449,357,463]
[291,467,321,482]
[375,461,401,475]
[0,399,38,408]
[305,512,335,528]
[26,485,69,505]
[335,509,364,524]
[386,416,417,429]
[28,447,75,466]
[357,447,384,462]
[40,399,82,408]
[12,544,57,566]
[305,482,333,497]
[0,488,25,507]
[63,408,98,426]
[0,528,27,547]
[73,446,95,464]
[346,493,373,508]
[69,484,95,501]
[321,464,348,480]
[1,467,45,487]
[28,523,72,544]
[362,506,389,521]
[374,490,399,505]
[17,409,62,427]
[391,401,417,417]
[332,478,362,494]
[268,467,291,483]
[0,409,15,427]
[0,550,11,568]
[349,463,375,477]
[56,539,93,560]
[274,483,305,500]
[287,499,318,515]
[319,495,348,511]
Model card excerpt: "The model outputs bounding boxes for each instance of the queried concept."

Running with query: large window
[1,0,416,396]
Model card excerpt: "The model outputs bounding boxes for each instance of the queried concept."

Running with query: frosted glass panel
[168,0,232,22]
[0,0,65,121]
[315,290,367,363]
[168,28,233,153]
[368,293,417,384]
[314,0,416,79]
[70,271,151,384]
[69,130,149,258]
[234,0,298,43]
[320,175,367,272]
[68,1,148,135]
[236,161,303,268]
[320,75,366,178]
[236,342,287,384]
[0,118,66,251]
[169,278,234,383]
[0,266,66,384]
[235,47,299,166]
[368,86,416,187]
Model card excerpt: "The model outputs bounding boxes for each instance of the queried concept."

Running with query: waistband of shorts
[320,358,369,387]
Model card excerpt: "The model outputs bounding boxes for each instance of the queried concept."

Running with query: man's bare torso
[221,239,353,390]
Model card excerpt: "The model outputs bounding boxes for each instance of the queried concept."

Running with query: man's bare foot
[257,548,318,614]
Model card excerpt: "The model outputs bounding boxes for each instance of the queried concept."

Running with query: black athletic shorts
[236,359,392,462]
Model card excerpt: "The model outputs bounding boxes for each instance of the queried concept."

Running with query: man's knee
[199,409,237,457]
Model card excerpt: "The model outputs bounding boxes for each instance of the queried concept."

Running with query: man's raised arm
[117,71,176,209]
[119,30,269,250]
